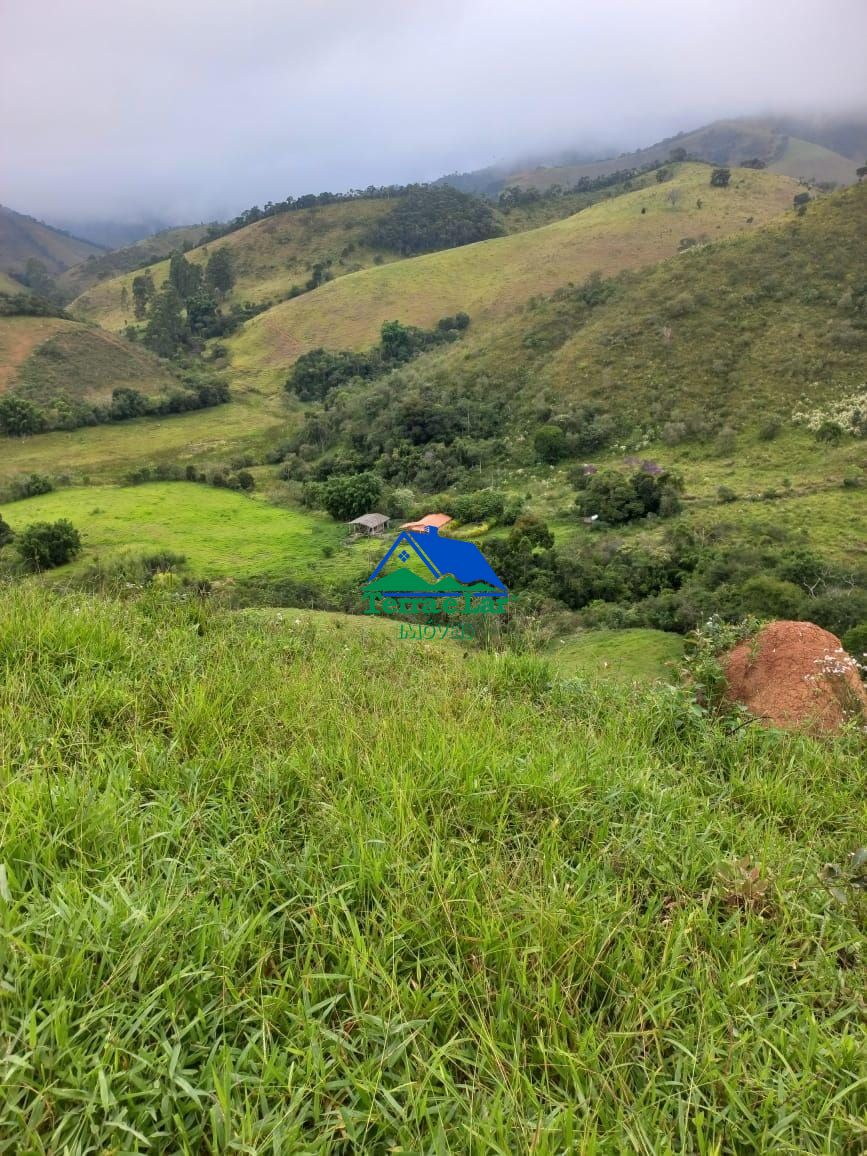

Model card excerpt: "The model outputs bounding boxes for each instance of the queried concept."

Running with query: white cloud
[1,0,865,221]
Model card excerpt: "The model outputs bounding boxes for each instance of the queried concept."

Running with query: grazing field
[1,482,356,579]
[227,165,797,391]
[0,585,864,1151]
[0,397,287,487]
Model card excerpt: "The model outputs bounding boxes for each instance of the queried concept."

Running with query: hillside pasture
[1,482,355,580]
[70,198,399,332]
[228,165,798,392]
[0,585,864,1151]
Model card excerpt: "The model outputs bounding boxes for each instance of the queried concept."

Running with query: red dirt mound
[724,620,867,734]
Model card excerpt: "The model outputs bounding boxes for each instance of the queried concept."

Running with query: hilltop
[0,203,105,275]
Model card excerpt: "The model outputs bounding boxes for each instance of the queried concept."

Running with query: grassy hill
[69,198,402,331]
[0,583,864,1151]
[56,223,209,301]
[227,165,797,392]
[506,117,863,192]
[0,314,177,404]
[0,204,105,275]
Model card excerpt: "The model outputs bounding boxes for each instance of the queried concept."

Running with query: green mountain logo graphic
[362,568,501,595]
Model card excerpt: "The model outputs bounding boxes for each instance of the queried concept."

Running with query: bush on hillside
[15,520,82,571]
[9,473,54,500]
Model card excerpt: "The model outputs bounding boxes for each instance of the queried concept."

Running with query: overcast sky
[2,0,866,226]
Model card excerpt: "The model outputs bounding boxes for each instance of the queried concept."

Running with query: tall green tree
[168,251,202,301]
[204,247,235,297]
[143,284,188,358]
[132,271,155,319]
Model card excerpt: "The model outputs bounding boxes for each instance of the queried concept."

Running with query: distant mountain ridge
[0,204,106,275]
[442,116,867,195]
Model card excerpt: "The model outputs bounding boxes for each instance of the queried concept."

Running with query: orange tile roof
[399,513,453,531]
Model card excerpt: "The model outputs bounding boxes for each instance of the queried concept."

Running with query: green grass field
[0,396,287,487]
[1,482,362,580]
[227,165,798,392]
[546,627,685,681]
[0,584,864,1151]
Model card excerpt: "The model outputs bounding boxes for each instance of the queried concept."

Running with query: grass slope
[70,199,400,331]
[0,585,864,1151]
[546,627,685,682]
[56,224,210,300]
[0,204,104,275]
[0,315,176,404]
[0,396,286,488]
[0,482,354,579]
[228,165,797,391]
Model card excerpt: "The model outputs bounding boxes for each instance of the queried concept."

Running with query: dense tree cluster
[0,377,229,438]
[287,315,470,402]
[497,159,670,210]
[302,472,382,521]
[135,249,237,357]
[0,290,68,319]
[573,468,684,524]
[365,186,502,255]
[482,514,867,640]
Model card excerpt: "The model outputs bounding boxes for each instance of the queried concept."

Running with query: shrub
[10,473,54,500]
[758,417,782,441]
[842,623,867,666]
[534,424,567,463]
[15,520,82,571]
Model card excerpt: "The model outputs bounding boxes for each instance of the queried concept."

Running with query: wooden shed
[349,513,390,536]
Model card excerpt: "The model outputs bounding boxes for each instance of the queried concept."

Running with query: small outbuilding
[349,512,390,536]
